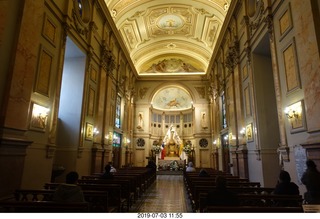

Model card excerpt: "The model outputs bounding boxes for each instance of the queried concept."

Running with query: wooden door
[199,149,210,168]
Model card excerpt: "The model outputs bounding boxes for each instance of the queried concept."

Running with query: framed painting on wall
[246,123,253,142]
[285,100,307,134]
[30,102,49,132]
[85,122,94,140]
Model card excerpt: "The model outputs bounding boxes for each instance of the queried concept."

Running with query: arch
[150,84,194,111]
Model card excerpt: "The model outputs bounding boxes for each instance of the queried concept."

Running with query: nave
[130,175,192,213]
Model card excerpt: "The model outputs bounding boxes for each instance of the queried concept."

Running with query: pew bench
[44,183,124,212]
[204,205,303,213]
[199,192,303,212]
[13,189,116,212]
[0,201,90,212]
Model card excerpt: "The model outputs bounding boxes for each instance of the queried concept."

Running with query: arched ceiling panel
[104,0,231,77]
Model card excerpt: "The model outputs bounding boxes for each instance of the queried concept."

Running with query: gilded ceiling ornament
[166,43,177,49]
[139,87,149,99]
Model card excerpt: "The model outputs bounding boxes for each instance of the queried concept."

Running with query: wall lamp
[105,132,113,145]
[284,102,302,119]
[240,127,246,137]
[93,127,99,136]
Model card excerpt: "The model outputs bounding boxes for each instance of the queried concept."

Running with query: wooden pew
[0,201,89,212]
[199,192,303,212]
[44,183,124,212]
[78,178,134,212]
[205,205,303,213]
[13,189,116,212]
[191,186,275,212]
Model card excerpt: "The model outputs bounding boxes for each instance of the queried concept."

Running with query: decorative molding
[46,144,56,158]
[101,46,116,74]
[225,40,239,72]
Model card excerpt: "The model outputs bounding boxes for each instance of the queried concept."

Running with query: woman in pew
[272,170,300,207]
[100,164,114,179]
[273,170,299,195]
[53,171,86,203]
[198,169,210,177]
[206,176,239,207]
[186,162,196,172]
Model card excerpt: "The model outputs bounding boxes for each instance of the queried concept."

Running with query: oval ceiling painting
[152,87,192,110]
[157,14,184,30]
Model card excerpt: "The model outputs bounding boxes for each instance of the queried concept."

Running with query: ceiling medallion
[166,43,177,49]
[157,14,184,30]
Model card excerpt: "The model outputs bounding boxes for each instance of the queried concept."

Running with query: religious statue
[162,124,181,157]
[201,112,208,129]
[137,112,144,130]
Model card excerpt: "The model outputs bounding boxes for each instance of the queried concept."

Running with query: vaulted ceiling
[104,0,231,77]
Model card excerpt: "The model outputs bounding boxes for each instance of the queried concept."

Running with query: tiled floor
[130,174,193,213]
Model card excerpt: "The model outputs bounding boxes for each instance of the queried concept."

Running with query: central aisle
[130,174,192,213]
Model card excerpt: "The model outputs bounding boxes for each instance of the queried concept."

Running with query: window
[113,132,121,147]
[222,93,227,129]
[115,94,121,128]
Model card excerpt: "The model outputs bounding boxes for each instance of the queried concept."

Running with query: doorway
[221,133,230,173]
[54,37,86,176]
[251,33,281,185]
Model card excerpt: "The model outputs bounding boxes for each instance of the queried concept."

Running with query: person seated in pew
[186,162,196,172]
[272,170,300,206]
[53,171,86,203]
[109,162,117,173]
[206,176,239,206]
[100,164,114,179]
[273,170,299,195]
[199,169,210,177]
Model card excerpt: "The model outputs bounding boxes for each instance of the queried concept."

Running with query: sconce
[105,132,113,145]
[124,138,130,147]
[284,102,302,119]
[93,127,99,136]
[240,127,246,137]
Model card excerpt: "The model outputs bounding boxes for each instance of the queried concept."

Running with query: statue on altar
[162,124,182,157]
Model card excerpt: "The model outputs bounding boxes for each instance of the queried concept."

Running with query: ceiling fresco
[104,0,231,77]
[152,87,193,110]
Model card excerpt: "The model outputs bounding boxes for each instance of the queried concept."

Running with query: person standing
[301,160,320,204]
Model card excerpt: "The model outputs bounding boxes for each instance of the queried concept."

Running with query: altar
[158,158,185,171]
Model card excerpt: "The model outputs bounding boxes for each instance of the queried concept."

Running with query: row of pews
[0,167,156,213]
[184,168,304,213]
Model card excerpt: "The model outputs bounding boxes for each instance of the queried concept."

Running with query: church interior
[0,0,320,213]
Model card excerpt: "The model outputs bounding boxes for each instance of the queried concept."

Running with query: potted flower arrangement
[151,144,162,154]
[183,143,192,154]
